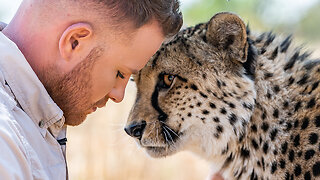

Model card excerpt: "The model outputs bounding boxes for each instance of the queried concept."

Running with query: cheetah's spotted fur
[125,12,320,180]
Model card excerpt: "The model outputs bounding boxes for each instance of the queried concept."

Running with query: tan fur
[126,12,320,180]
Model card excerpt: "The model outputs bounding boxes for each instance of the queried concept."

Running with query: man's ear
[206,12,248,63]
[59,23,93,62]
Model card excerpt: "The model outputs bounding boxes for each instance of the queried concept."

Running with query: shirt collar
[0,32,64,129]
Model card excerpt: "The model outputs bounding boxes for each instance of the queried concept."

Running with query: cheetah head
[125,12,257,160]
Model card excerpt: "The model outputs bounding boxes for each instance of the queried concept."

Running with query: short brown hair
[98,0,183,37]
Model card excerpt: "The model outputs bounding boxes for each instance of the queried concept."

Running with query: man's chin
[64,113,88,126]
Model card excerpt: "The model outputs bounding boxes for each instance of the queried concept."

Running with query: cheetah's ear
[206,12,248,63]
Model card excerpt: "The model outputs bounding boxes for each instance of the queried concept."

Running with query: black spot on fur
[288,150,295,162]
[228,103,236,109]
[294,164,302,177]
[200,92,208,98]
[309,133,319,145]
[190,84,198,91]
[283,101,289,108]
[297,74,309,85]
[251,139,259,150]
[270,129,278,141]
[285,122,293,131]
[284,51,299,71]
[202,73,207,79]
[297,151,302,157]
[293,134,300,147]
[285,172,290,180]
[315,115,320,127]
[261,122,269,132]
[264,72,274,79]
[216,125,223,133]
[261,112,267,120]
[273,109,279,118]
[240,147,250,159]
[266,92,271,99]
[280,159,286,169]
[222,153,234,169]
[243,103,253,111]
[294,101,302,112]
[310,81,319,94]
[220,108,227,115]
[264,32,276,47]
[251,124,258,133]
[213,117,220,123]
[263,142,269,154]
[305,149,315,160]
[273,85,280,93]
[250,169,258,180]
[202,110,210,115]
[209,102,216,109]
[255,33,266,43]
[228,113,238,125]
[271,162,277,174]
[313,162,320,176]
[307,98,316,108]
[294,119,300,128]
[269,47,279,60]
[301,117,309,130]
[288,77,295,86]
[216,80,221,89]
[280,35,292,53]
[304,171,311,180]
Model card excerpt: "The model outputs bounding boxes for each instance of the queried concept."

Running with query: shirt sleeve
[0,103,33,180]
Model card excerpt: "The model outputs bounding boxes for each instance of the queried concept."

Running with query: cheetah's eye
[162,74,176,88]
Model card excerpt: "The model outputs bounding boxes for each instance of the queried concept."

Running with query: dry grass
[67,82,210,180]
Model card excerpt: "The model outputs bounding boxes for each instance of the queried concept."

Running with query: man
[0,0,182,179]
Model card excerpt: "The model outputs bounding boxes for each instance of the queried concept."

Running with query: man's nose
[108,79,129,103]
[124,121,146,139]
[108,88,125,103]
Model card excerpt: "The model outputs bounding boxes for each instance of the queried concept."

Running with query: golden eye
[163,74,176,87]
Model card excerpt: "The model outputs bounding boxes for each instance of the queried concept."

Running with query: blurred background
[0,0,319,179]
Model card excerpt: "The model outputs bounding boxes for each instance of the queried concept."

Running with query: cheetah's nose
[124,121,146,139]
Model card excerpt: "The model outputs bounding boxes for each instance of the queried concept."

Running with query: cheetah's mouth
[143,146,170,158]
[141,142,179,158]
[145,146,166,151]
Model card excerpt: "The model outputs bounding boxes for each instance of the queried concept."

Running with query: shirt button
[39,120,45,128]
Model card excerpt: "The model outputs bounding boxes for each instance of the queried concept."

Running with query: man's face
[43,21,164,126]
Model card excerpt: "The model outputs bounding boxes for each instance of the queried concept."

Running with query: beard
[40,47,104,126]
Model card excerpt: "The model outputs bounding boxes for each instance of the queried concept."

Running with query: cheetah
[124,12,320,180]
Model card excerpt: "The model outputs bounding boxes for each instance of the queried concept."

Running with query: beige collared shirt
[0,31,68,179]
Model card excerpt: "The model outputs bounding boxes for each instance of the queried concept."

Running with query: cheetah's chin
[143,146,177,158]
